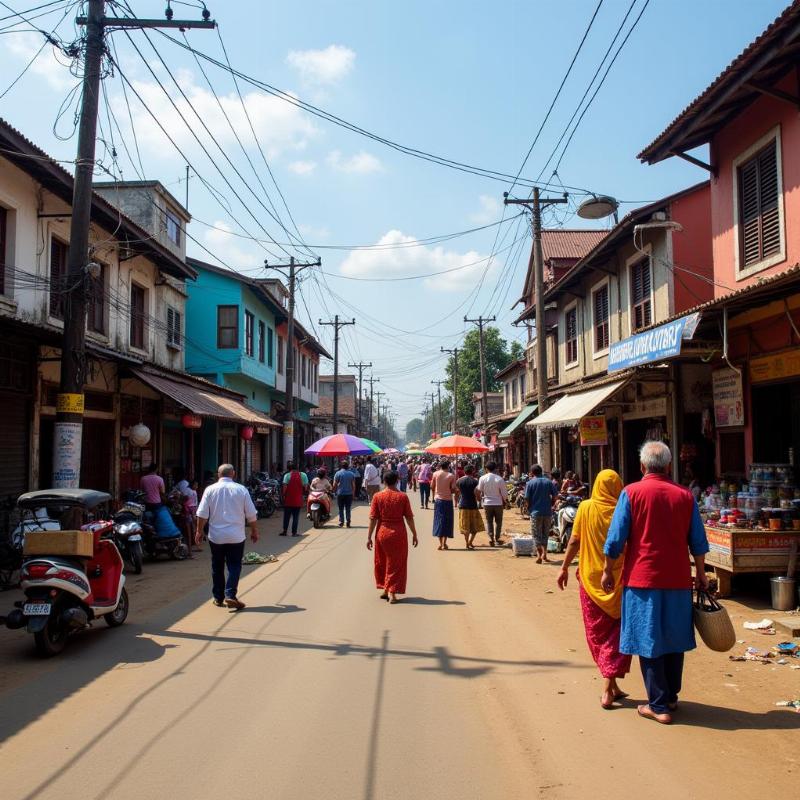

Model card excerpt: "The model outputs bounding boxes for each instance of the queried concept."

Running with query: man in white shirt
[196,464,259,610]
[363,457,381,500]
[477,461,508,546]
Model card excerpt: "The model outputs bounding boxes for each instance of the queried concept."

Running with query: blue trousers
[399,478,408,492]
[639,652,684,714]
[419,483,431,507]
[282,505,301,534]
[209,540,245,601]
[337,494,353,524]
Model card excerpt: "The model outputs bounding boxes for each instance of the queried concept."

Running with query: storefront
[497,404,536,475]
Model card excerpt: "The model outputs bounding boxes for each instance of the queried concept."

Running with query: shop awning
[498,404,538,438]
[529,379,628,429]
[131,368,281,428]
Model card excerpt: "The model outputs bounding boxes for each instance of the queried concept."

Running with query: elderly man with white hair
[601,440,709,725]
[195,464,259,610]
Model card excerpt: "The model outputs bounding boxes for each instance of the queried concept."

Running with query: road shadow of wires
[670,701,800,731]
[238,603,305,614]
[397,597,465,606]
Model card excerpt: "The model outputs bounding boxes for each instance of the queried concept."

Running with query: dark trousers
[337,494,353,524]
[639,653,684,714]
[209,540,245,601]
[484,506,504,538]
[282,505,301,534]
[399,478,408,492]
[419,483,431,507]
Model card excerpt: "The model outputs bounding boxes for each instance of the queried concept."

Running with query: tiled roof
[638,1,800,163]
[310,396,357,419]
[542,230,607,262]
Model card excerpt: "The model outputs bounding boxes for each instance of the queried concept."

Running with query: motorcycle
[123,491,188,561]
[247,474,277,519]
[553,494,582,552]
[112,506,144,574]
[306,490,332,529]
[3,489,129,657]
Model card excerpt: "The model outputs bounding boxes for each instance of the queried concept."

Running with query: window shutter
[173,310,181,347]
[739,140,780,268]
[758,143,780,258]
[740,158,760,267]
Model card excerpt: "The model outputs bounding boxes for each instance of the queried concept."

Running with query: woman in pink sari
[557,469,631,709]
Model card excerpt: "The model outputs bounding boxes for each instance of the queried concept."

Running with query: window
[49,237,68,319]
[87,262,107,335]
[313,361,318,392]
[257,319,265,363]
[505,381,511,411]
[267,328,274,368]
[0,207,6,296]
[593,283,610,353]
[130,284,147,350]
[738,138,780,270]
[630,258,652,331]
[511,378,518,408]
[519,372,526,400]
[277,337,285,373]
[565,305,579,365]
[166,305,182,349]
[244,311,255,357]
[301,354,307,387]
[217,305,238,349]
[165,209,181,246]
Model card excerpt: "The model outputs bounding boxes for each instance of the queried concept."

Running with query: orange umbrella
[425,434,489,455]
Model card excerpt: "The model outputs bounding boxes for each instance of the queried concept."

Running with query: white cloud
[7,33,76,92]
[110,69,318,163]
[327,149,383,174]
[298,223,330,240]
[202,221,261,270]
[339,230,493,291]
[286,45,355,86]
[469,194,501,225]
[287,160,317,176]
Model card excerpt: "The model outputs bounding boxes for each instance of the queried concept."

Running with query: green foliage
[405,418,424,442]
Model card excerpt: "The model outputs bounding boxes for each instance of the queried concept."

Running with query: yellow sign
[579,415,608,446]
[750,349,800,383]
[55,393,85,414]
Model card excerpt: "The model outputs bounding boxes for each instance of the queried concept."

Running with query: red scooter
[3,489,129,657]
[306,490,332,529]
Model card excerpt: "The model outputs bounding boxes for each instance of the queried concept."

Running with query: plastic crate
[511,535,535,557]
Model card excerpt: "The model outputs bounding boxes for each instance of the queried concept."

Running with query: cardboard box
[24,530,94,558]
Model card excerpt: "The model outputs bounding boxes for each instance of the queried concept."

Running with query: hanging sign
[579,415,608,446]
[750,348,800,384]
[608,313,700,373]
[52,421,82,488]
[56,393,85,414]
[712,368,744,428]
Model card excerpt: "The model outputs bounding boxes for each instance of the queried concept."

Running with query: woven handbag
[693,589,736,652]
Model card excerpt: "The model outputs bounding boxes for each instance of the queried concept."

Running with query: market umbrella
[304,433,373,456]
[425,434,490,455]
[404,448,425,455]
[360,437,383,454]
[383,447,400,455]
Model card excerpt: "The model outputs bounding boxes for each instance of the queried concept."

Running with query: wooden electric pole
[319,315,355,435]
[348,361,372,436]
[367,376,379,435]
[464,315,496,444]
[441,346,460,434]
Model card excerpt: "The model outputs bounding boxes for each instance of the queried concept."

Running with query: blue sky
[0,0,790,430]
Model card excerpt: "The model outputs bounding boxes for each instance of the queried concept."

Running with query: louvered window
[565,306,578,365]
[49,238,68,319]
[130,284,147,350]
[630,258,652,331]
[166,305,182,349]
[738,139,781,269]
[593,284,610,352]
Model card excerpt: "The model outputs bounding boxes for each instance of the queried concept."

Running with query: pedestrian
[525,464,557,563]
[333,459,357,528]
[557,469,631,709]
[601,441,710,725]
[140,462,166,512]
[455,460,466,480]
[550,468,562,497]
[409,459,418,493]
[477,461,507,546]
[363,456,381,500]
[456,464,484,550]
[187,479,200,548]
[354,458,365,501]
[310,467,332,493]
[367,470,419,603]
[431,460,457,550]
[396,459,409,492]
[417,459,433,509]
[280,461,308,537]
[195,464,259,610]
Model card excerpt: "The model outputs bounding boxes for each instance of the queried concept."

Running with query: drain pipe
[722,305,742,376]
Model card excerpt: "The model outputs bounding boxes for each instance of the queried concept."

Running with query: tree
[405,418,424,443]
[443,327,522,429]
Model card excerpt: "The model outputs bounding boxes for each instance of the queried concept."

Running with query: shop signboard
[706,528,732,567]
[579,415,608,446]
[712,368,744,428]
[750,349,800,384]
[608,313,700,373]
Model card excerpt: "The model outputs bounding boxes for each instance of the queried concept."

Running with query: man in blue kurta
[602,441,709,725]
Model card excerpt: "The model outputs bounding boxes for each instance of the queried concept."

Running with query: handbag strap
[694,588,722,611]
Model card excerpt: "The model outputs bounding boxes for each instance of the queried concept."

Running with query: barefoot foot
[637,704,672,725]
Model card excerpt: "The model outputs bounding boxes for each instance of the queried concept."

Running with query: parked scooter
[122,491,188,561]
[112,508,144,574]
[306,490,332,528]
[247,475,277,519]
[553,494,582,552]
[3,489,128,657]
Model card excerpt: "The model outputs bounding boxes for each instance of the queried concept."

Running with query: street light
[577,194,619,224]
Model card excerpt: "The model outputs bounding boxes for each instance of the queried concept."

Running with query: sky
[0,0,791,432]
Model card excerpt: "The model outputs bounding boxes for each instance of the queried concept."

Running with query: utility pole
[319,315,355,435]
[427,391,438,435]
[367,376,380,434]
[441,346,459,435]
[374,391,386,442]
[348,361,372,436]
[504,187,568,471]
[464,315,496,444]
[55,3,214,487]
[431,380,445,439]
[266,256,322,465]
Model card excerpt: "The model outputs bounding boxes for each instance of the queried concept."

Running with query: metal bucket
[771,576,797,611]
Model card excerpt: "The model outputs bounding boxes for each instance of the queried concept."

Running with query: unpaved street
[0,502,798,800]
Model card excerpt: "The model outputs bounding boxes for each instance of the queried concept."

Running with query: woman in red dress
[367,470,418,603]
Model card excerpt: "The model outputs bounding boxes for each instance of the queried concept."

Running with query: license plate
[23,603,51,616]
[127,534,142,541]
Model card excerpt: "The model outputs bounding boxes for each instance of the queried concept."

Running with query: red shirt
[283,471,305,507]
[620,473,697,590]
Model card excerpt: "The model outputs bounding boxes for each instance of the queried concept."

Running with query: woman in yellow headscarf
[557,468,631,709]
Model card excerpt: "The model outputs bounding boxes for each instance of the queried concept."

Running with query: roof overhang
[529,379,629,430]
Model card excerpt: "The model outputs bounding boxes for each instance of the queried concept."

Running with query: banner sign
[750,349,800,384]
[52,422,82,488]
[712,368,744,428]
[608,313,700,373]
[579,415,608,446]
[56,393,84,414]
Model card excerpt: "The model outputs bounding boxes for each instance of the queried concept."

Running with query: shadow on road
[399,596,465,606]
[239,603,305,614]
[672,701,800,730]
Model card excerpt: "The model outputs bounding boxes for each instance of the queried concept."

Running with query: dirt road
[0,500,797,799]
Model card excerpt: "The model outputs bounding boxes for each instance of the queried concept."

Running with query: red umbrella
[425,434,489,455]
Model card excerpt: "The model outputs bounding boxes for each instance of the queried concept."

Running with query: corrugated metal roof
[132,368,281,427]
[542,230,607,262]
[638,1,800,163]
